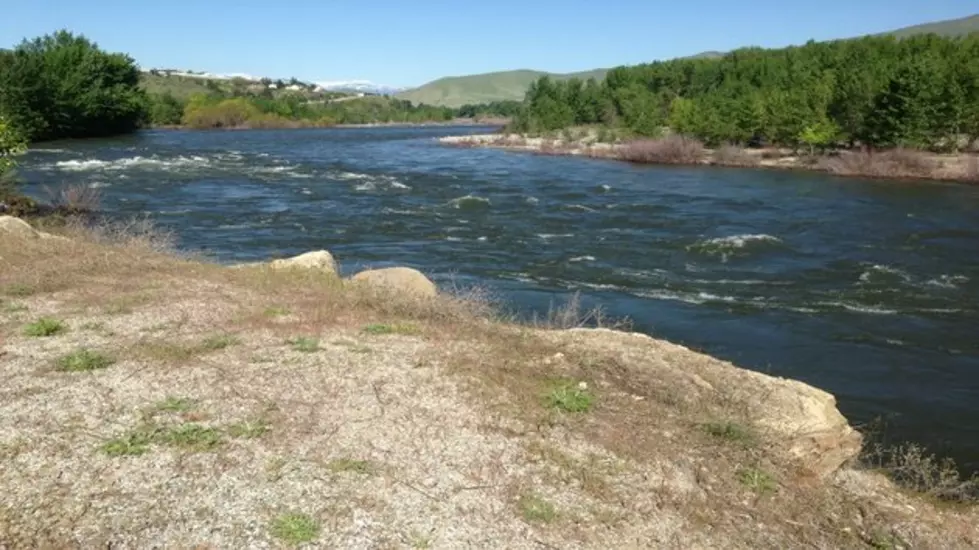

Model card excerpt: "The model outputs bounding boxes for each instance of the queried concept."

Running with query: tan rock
[0,216,39,239]
[350,267,438,298]
[268,250,338,275]
[542,328,862,478]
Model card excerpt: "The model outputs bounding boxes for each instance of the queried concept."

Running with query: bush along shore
[1,215,978,548]
[440,131,979,183]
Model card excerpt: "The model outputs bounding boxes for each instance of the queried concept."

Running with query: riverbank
[442,134,979,183]
[1,216,977,548]
[147,117,505,131]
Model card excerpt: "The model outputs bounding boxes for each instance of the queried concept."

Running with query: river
[18,126,979,473]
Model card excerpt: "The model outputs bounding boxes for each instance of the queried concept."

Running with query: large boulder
[350,267,438,298]
[541,328,862,479]
[0,216,39,239]
[268,250,338,275]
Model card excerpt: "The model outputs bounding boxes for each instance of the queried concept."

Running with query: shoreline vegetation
[441,131,979,183]
[1,216,977,547]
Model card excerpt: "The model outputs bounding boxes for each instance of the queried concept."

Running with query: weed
[362,322,419,335]
[289,336,320,353]
[200,333,240,351]
[56,349,114,372]
[269,512,321,546]
[101,430,154,457]
[2,283,35,297]
[703,421,756,446]
[517,492,558,524]
[737,467,777,494]
[155,396,197,413]
[227,419,269,439]
[265,457,287,482]
[2,301,28,314]
[865,529,905,550]
[545,380,594,413]
[263,306,290,317]
[407,530,433,549]
[861,443,979,502]
[157,424,223,451]
[326,458,373,475]
[24,317,66,337]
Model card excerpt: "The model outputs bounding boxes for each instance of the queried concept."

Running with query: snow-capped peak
[315,80,405,95]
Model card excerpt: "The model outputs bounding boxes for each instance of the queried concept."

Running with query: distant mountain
[396,13,979,107]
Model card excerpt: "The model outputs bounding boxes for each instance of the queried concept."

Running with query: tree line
[513,34,979,151]
[0,30,513,141]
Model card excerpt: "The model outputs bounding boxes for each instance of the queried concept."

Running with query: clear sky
[1,0,975,88]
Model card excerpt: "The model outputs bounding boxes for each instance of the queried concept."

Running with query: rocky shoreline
[441,133,979,183]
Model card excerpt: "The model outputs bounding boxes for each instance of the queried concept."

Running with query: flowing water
[18,127,979,473]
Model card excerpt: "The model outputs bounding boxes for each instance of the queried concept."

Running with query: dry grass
[1,220,977,549]
[862,443,979,503]
[42,183,102,214]
[711,145,762,167]
[818,148,941,180]
[617,136,706,165]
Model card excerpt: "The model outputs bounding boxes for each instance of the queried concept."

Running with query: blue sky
[1,0,975,87]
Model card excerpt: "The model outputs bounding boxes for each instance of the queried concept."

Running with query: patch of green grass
[263,306,291,317]
[56,349,115,372]
[2,283,35,297]
[326,458,374,475]
[545,380,594,413]
[200,333,240,351]
[737,467,777,494]
[866,529,905,550]
[227,419,269,439]
[703,421,756,446]
[23,317,66,337]
[154,396,197,413]
[362,322,420,336]
[269,512,321,546]
[101,430,153,457]
[517,492,558,524]
[157,423,223,452]
[407,530,433,549]
[288,336,320,353]
[2,301,28,314]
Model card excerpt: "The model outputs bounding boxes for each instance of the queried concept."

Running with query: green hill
[397,13,979,107]
[881,13,979,38]
[395,68,607,108]
[139,72,218,99]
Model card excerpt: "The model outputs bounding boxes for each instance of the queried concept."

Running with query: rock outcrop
[0,215,68,242]
[350,267,438,298]
[0,216,40,239]
[543,328,862,479]
[267,250,338,275]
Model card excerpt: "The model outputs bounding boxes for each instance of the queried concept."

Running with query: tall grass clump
[618,136,705,165]
[818,148,940,179]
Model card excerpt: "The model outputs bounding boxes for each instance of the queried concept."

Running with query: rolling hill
[396,13,979,107]
[394,68,607,108]
[881,13,979,38]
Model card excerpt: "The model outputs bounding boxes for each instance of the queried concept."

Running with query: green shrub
[24,317,66,337]
[57,349,115,372]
